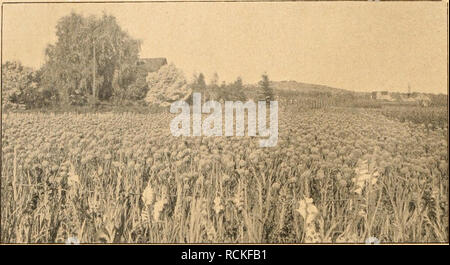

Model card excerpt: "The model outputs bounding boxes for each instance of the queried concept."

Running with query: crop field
[380,106,448,129]
[1,107,448,243]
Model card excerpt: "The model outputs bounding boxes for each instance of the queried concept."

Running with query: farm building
[371,91,394,101]
[137,57,168,73]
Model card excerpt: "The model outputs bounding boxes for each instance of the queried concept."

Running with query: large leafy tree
[40,12,141,104]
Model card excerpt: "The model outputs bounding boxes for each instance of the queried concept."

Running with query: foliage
[192,73,207,92]
[188,74,248,103]
[428,94,448,107]
[189,73,212,102]
[113,65,149,102]
[39,12,141,105]
[1,107,448,243]
[381,106,448,129]
[258,73,274,102]
[144,64,192,107]
[1,61,45,109]
[217,77,247,102]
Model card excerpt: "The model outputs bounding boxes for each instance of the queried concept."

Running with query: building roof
[137,58,168,73]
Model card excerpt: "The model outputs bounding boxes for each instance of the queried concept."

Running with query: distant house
[137,58,168,73]
[372,91,394,101]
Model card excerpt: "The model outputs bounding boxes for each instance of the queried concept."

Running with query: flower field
[381,106,448,129]
[1,107,448,243]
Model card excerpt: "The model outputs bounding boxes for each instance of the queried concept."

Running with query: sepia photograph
[0,0,448,247]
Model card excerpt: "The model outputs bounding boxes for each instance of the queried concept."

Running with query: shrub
[1,61,44,109]
[144,63,192,107]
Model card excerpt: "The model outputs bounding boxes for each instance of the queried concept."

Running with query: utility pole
[81,23,98,105]
[92,42,96,104]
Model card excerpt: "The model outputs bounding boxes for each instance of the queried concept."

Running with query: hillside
[244,80,356,99]
[270,80,350,95]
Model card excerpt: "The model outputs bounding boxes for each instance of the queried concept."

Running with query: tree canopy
[145,63,192,107]
[1,61,41,109]
[259,73,274,103]
[40,12,141,104]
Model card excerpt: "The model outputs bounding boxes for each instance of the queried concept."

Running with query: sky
[1,2,448,94]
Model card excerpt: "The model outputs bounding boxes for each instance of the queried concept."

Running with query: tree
[114,63,149,101]
[210,72,219,87]
[192,73,206,91]
[144,63,192,107]
[259,73,274,103]
[191,73,209,103]
[40,12,141,105]
[228,77,247,101]
[232,77,247,101]
[197,73,207,89]
[1,61,42,109]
